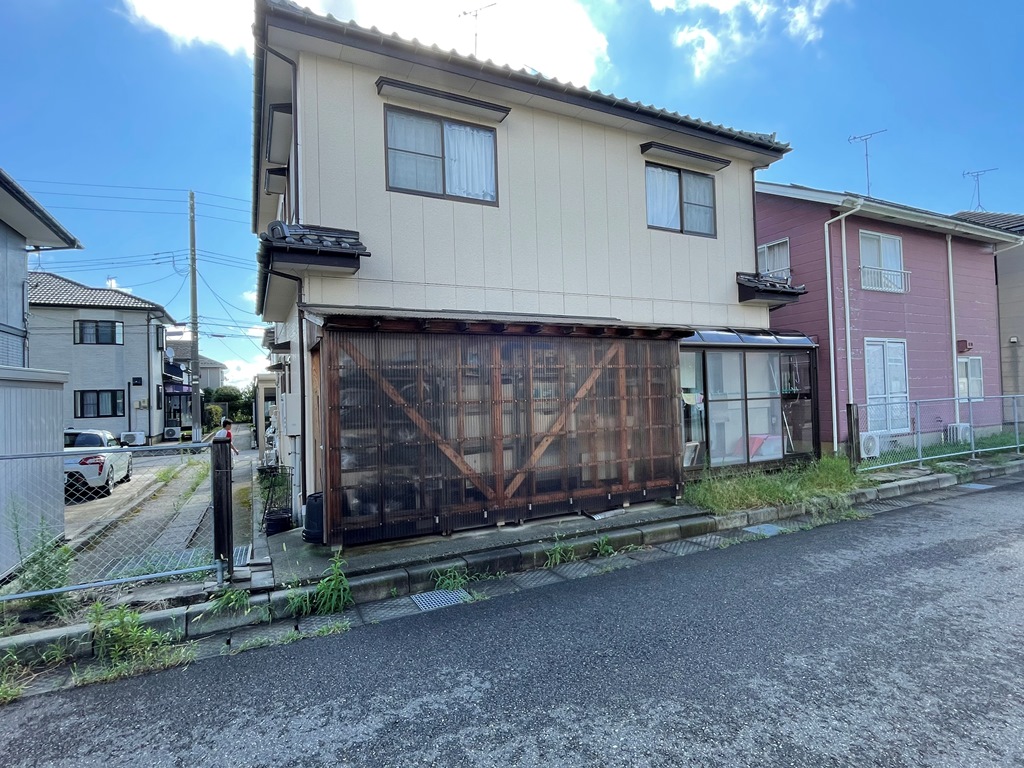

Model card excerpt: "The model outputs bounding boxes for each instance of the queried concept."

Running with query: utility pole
[848,129,887,197]
[189,190,202,440]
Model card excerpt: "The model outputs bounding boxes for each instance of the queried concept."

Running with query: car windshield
[65,433,103,448]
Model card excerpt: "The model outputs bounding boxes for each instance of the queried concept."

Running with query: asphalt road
[5,478,1024,767]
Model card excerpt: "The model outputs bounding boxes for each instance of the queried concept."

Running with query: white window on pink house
[865,338,909,433]
[957,356,984,401]
[860,231,909,293]
[756,238,791,281]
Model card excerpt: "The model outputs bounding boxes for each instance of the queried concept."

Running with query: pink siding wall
[756,192,1001,447]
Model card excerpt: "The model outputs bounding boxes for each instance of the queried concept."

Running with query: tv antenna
[848,128,887,197]
[963,168,997,211]
[458,2,497,57]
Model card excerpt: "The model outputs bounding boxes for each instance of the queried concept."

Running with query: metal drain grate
[411,589,470,611]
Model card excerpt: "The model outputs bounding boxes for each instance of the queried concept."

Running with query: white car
[63,429,132,498]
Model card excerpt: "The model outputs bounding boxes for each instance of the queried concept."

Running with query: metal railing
[0,443,222,608]
[853,395,1024,471]
[860,265,911,293]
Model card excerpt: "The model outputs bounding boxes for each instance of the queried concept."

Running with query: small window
[74,320,124,345]
[74,390,125,418]
[756,239,791,281]
[156,326,166,350]
[645,164,716,236]
[385,107,497,203]
[957,356,984,401]
[860,232,907,293]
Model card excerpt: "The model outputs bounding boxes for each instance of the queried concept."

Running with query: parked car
[63,429,132,498]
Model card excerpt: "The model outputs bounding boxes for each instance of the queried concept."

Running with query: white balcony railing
[861,265,910,293]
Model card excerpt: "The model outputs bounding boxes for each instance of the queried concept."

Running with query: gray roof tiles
[28,272,173,320]
[953,211,1024,233]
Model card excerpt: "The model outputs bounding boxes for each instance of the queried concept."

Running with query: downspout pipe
[841,217,855,420]
[823,203,863,453]
[948,234,959,423]
[268,268,307,503]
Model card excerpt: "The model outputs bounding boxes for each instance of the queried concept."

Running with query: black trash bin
[302,492,324,543]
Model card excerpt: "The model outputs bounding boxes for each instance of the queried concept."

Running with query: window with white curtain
[756,239,791,281]
[385,107,496,203]
[957,356,984,401]
[75,389,124,418]
[860,231,907,292]
[865,338,909,433]
[645,164,716,236]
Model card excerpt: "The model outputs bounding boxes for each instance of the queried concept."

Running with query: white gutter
[948,234,959,423]
[842,216,854,417]
[823,203,863,453]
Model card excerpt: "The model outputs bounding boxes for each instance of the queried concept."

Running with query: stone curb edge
[5,458,1023,664]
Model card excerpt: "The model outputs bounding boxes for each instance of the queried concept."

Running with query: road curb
[5,459,1024,664]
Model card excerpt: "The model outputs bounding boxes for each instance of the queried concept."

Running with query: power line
[196,213,250,225]
[196,201,250,213]
[19,179,190,193]
[197,269,267,356]
[195,190,250,203]
[48,205,184,216]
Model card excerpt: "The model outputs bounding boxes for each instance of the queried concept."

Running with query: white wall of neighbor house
[27,306,164,436]
[292,53,767,329]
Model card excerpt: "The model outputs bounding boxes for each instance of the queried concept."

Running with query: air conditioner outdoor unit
[120,431,146,446]
[163,426,182,441]
[859,432,882,459]
[944,423,972,444]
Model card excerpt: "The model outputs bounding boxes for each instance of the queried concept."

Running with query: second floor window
[75,320,123,345]
[385,107,497,203]
[645,164,716,236]
[757,238,791,281]
[860,231,908,293]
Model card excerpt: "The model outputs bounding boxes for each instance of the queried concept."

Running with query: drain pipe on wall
[823,202,863,453]
[947,234,960,424]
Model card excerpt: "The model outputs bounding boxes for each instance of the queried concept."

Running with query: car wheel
[98,470,113,498]
[122,456,133,483]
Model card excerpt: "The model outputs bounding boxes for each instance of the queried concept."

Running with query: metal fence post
[1015,396,1021,455]
[847,403,860,469]
[211,437,234,578]
[915,400,923,467]
[968,397,976,457]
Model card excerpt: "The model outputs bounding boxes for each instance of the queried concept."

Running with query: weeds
[544,534,577,568]
[207,588,252,616]
[593,536,616,558]
[0,650,27,705]
[286,587,313,618]
[313,554,353,614]
[432,566,472,591]
[12,523,74,616]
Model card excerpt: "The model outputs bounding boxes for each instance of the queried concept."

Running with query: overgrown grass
[682,456,865,515]
[861,429,1024,471]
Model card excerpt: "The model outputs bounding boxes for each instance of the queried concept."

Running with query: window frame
[756,238,791,281]
[645,162,717,238]
[957,355,984,402]
[74,389,125,418]
[864,337,910,433]
[74,319,124,345]
[859,230,908,293]
[383,105,499,206]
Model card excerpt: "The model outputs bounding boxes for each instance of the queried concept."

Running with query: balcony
[861,266,910,293]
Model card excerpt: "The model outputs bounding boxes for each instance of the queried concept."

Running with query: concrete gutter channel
[4,459,1024,670]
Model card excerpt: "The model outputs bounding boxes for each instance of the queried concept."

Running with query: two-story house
[251,0,817,548]
[755,183,1023,456]
[28,272,176,443]
[0,169,80,576]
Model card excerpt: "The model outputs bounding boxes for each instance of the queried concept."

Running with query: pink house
[755,183,1022,453]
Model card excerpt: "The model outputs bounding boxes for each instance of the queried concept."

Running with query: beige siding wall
[296,53,767,328]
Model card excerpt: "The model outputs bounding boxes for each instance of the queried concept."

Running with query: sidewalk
[4,454,1024,694]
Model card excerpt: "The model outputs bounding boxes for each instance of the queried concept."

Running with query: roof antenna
[458,2,497,58]
[963,168,997,212]
[848,129,887,197]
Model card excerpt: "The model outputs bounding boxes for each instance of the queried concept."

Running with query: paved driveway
[4,478,1024,767]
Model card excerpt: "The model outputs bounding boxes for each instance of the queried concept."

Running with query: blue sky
[3,0,1021,384]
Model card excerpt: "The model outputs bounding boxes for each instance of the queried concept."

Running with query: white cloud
[106,277,133,293]
[246,326,267,338]
[222,354,273,388]
[119,0,608,87]
[652,0,838,78]
[242,290,258,305]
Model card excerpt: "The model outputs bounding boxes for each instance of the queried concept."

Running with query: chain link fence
[1,443,224,628]
[853,395,1024,471]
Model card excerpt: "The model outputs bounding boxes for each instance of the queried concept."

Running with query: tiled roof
[259,0,788,155]
[28,272,174,320]
[953,211,1024,233]
[259,221,370,255]
[198,355,227,369]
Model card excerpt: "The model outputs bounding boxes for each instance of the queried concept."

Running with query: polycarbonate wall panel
[324,332,681,545]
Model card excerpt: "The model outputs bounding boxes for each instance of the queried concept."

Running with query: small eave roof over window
[0,168,81,250]
[28,272,175,323]
[756,182,1024,245]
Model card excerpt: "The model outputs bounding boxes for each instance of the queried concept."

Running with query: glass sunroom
[678,329,819,470]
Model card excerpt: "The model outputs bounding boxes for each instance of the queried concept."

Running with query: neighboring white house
[27,272,175,443]
[250,0,815,548]
[0,169,80,576]
[197,355,228,391]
